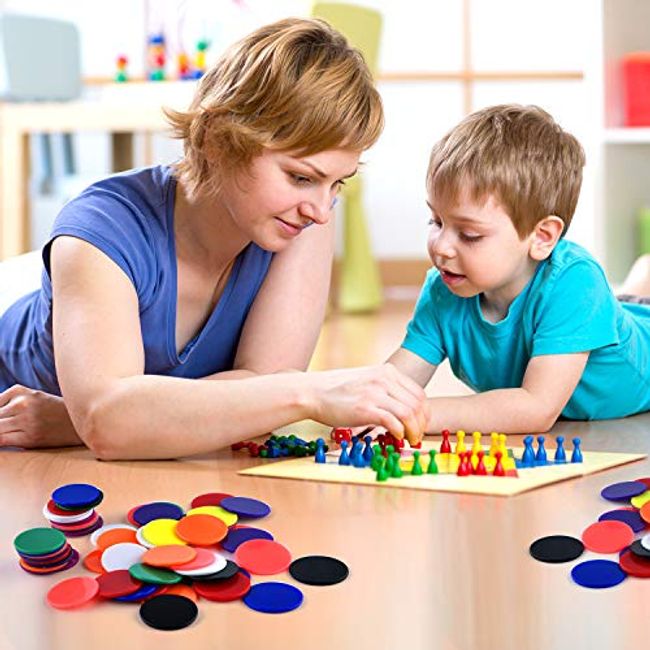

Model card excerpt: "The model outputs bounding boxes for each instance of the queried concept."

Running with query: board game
[239,436,646,497]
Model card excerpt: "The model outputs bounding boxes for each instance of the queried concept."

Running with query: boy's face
[427,188,538,309]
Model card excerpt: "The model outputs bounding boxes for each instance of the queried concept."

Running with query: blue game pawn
[352,442,365,468]
[571,437,583,464]
[521,435,535,467]
[362,435,374,464]
[554,436,567,463]
[338,440,351,466]
[535,435,547,463]
[315,438,327,464]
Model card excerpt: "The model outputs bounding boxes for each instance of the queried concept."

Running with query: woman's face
[219,148,360,252]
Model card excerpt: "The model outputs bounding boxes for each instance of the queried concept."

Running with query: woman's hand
[0,384,81,449]
[307,364,428,446]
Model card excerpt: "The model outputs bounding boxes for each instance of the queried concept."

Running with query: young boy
[388,104,650,435]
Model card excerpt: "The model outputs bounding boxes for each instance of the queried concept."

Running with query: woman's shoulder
[72,165,174,212]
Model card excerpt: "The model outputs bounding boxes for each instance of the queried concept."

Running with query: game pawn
[352,442,366,468]
[521,435,535,467]
[426,450,438,475]
[471,431,482,456]
[475,450,488,475]
[489,432,499,457]
[390,452,403,478]
[455,430,467,455]
[362,435,374,464]
[314,438,327,464]
[376,458,389,482]
[440,429,452,454]
[554,435,567,463]
[493,451,506,477]
[535,435,547,464]
[411,451,424,476]
[456,452,471,477]
[571,437,583,463]
[338,440,351,466]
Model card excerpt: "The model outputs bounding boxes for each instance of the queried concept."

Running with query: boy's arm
[425,352,589,433]
[387,348,438,387]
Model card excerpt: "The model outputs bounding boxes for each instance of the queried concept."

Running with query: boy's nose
[429,232,455,259]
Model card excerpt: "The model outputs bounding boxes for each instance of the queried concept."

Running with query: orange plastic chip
[160,584,198,603]
[175,514,228,546]
[96,527,138,550]
[142,544,197,568]
[46,576,99,610]
[641,501,650,524]
[83,548,105,574]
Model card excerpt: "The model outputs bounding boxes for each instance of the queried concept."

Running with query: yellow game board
[239,441,646,497]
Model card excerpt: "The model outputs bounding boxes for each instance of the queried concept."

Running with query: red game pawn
[440,429,452,454]
[475,451,488,475]
[493,451,505,477]
[457,452,470,477]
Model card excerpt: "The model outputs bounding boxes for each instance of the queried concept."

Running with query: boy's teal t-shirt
[402,239,650,420]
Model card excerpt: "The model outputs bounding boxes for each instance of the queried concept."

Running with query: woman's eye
[428,218,441,227]
[290,173,312,185]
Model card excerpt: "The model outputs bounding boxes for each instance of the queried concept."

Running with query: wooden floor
[2,300,650,650]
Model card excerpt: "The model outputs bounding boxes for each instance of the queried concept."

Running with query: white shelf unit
[591,0,650,283]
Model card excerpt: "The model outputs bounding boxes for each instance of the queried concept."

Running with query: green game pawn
[390,452,403,478]
[376,459,389,482]
[371,449,383,472]
[426,450,438,474]
[411,451,424,476]
[385,453,395,476]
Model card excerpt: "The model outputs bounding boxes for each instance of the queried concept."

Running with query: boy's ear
[529,215,565,261]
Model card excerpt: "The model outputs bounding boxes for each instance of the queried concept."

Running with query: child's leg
[618,254,650,297]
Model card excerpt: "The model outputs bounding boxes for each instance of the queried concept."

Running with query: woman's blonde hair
[165,17,383,199]
[427,104,585,237]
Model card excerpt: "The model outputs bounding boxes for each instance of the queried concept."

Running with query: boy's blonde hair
[426,104,585,237]
[166,18,383,199]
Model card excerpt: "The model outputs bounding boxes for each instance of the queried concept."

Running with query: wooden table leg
[0,123,30,259]
[111,132,134,172]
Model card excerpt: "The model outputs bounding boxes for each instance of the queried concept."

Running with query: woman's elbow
[76,399,123,461]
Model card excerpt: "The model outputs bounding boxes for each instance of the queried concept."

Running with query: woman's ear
[529,216,565,261]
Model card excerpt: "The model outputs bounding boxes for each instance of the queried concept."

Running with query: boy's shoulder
[540,239,608,287]
[548,238,599,267]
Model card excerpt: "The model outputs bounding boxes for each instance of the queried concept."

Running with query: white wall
[2,0,593,259]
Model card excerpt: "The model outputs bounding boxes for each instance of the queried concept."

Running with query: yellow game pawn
[472,431,482,454]
[499,433,508,460]
[455,430,466,455]
[489,432,499,458]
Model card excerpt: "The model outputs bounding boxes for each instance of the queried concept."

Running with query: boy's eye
[459,232,483,243]
[428,217,441,228]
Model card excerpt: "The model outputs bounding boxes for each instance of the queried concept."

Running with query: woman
[0,18,426,459]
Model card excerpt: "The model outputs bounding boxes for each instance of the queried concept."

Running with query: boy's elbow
[534,406,561,433]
